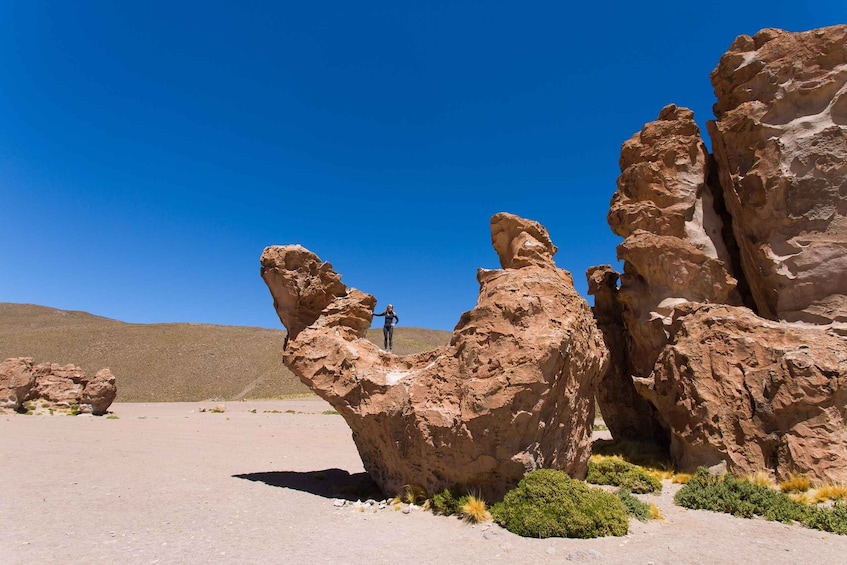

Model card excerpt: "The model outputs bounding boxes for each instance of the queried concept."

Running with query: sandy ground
[2,398,846,565]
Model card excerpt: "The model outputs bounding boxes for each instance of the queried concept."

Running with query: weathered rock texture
[641,304,847,482]
[592,25,847,483]
[709,26,847,325]
[261,213,608,500]
[0,357,117,415]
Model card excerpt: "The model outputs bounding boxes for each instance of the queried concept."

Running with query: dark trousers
[383,326,394,349]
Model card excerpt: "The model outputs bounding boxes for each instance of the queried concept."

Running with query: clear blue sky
[1,2,844,331]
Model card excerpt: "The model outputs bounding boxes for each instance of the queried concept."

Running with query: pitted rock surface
[261,212,608,499]
[591,25,847,479]
[1,358,117,415]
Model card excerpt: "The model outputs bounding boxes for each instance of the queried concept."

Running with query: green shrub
[674,467,806,523]
[616,488,653,521]
[491,469,628,539]
[431,488,460,516]
[802,501,847,535]
[587,456,662,494]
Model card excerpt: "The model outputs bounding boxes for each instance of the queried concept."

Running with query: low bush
[803,501,847,535]
[616,489,653,521]
[491,469,628,539]
[675,467,847,535]
[675,468,805,522]
[431,488,460,515]
[587,456,662,494]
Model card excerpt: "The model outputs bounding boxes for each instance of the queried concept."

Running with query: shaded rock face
[262,213,608,500]
[587,265,667,445]
[0,358,117,415]
[591,25,847,482]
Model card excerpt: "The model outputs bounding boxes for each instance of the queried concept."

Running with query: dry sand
[2,398,846,564]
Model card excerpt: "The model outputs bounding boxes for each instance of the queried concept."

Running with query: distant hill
[0,303,451,402]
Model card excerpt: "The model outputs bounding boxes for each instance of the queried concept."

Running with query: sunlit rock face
[709,25,847,327]
[590,25,847,483]
[261,213,608,500]
[1,357,117,415]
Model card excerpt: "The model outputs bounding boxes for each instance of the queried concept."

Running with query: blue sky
[1,2,844,331]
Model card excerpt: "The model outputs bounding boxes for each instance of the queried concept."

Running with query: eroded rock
[709,25,847,326]
[0,358,117,415]
[591,25,847,479]
[261,213,608,499]
[639,304,847,483]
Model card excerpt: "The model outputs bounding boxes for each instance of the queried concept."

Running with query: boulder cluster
[590,25,847,484]
[262,25,847,495]
[1,357,117,415]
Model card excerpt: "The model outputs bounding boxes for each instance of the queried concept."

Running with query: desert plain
[3,397,846,565]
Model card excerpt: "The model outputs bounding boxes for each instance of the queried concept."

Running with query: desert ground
[3,397,846,565]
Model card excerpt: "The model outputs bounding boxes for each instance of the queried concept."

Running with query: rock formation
[261,213,608,500]
[709,26,847,326]
[592,25,847,483]
[642,303,847,482]
[0,357,117,415]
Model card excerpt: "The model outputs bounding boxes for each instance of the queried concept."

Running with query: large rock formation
[709,26,847,326]
[592,25,847,483]
[261,213,608,500]
[641,303,847,482]
[0,357,117,415]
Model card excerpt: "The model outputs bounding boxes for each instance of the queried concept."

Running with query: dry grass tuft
[460,494,491,523]
[399,483,428,506]
[672,473,693,484]
[789,492,814,505]
[743,470,775,489]
[648,503,664,521]
[779,473,812,494]
[813,483,847,503]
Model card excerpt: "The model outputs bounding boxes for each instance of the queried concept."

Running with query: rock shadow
[233,468,384,501]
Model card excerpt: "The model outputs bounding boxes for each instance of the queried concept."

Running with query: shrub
[675,468,806,522]
[431,488,460,516]
[616,489,652,521]
[491,469,628,539]
[803,501,847,535]
[587,456,662,494]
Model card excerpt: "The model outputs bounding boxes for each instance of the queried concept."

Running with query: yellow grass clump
[812,483,847,503]
[460,495,491,523]
[648,503,665,521]
[779,473,812,494]
[672,473,693,484]
[743,470,775,489]
[789,492,813,505]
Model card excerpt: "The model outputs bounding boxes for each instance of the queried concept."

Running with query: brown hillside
[0,303,450,402]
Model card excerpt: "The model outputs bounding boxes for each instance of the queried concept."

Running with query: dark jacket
[374,309,399,328]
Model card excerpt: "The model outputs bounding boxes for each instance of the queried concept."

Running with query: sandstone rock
[587,266,667,445]
[0,357,36,411]
[708,25,847,326]
[610,104,743,378]
[590,26,847,479]
[0,358,117,415]
[638,303,847,484]
[81,369,117,415]
[261,212,608,500]
[32,363,87,408]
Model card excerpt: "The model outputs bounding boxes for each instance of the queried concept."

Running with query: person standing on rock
[373,304,399,352]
